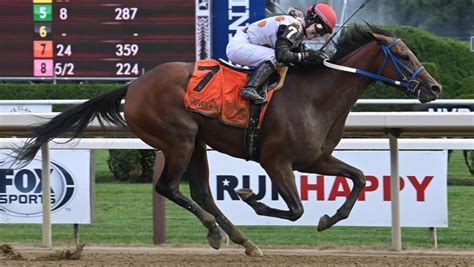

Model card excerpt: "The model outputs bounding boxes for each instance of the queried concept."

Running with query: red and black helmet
[305,3,337,35]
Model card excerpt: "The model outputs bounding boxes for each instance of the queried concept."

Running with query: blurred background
[267,0,473,41]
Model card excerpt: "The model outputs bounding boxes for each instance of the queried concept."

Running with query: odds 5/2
[55,63,75,76]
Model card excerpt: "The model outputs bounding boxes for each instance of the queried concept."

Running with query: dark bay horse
[12,25,441,256]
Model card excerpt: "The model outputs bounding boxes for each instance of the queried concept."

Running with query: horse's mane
[330,24,396,63]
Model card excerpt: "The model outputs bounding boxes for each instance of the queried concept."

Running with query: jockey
[226,3,337,104]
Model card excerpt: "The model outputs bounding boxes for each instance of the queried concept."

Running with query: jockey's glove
[304,50,329,65]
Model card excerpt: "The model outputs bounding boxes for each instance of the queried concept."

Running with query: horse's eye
[400,55,409,61]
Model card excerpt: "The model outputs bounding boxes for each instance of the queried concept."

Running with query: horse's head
[372,33,442,103]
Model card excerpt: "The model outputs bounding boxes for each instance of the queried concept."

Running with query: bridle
[323,38,425,96]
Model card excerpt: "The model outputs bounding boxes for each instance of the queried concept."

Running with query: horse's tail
[12,86,128,166]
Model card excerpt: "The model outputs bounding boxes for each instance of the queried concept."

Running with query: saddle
[184,59,288,160]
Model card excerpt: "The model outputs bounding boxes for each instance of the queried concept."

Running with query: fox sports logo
[0,158,75,216]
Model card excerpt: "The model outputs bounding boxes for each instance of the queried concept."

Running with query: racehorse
[11,25,441,256]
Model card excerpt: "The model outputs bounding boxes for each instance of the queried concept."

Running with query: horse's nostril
[431,85,442,94]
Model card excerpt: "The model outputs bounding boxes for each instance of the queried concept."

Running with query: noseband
[323,39,425,95]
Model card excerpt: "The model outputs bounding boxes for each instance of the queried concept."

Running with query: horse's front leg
[237,160,304,221]
[186,141,262,257]
[300,155,366,231]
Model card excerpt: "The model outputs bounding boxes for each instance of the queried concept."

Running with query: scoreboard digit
[33,59,53,76]
[34,23,52,39]
[33,41,53,58]
[33,0,53,77]
[33,4,52,22]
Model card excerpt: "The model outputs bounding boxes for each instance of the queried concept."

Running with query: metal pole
[389,131,402,251]
[89,150,96,223]
[73,224,80,244]
[340,0,348,25]
[41,143,52,248]
[153,151,166,245]
[430,227,438,249]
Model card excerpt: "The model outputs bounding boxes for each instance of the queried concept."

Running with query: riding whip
[319,0,370,51]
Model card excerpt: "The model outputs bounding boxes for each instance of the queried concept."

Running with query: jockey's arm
[275,24,305,64]
[275,24,329,65]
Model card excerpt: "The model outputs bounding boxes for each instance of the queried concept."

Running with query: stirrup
[254,91,267,105]
[240,88,265,103]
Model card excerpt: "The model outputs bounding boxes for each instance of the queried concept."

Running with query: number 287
[114,8,138,20]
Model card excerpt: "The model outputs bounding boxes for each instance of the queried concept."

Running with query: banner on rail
[209,150,448,227]
[0,150,91,224]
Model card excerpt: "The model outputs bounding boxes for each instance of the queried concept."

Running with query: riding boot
[240,61,275,104]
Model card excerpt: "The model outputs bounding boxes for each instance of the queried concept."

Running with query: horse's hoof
[243,240,263,257]
[207,227,224,250]
[317,214,331,232]
[236,188,256,202]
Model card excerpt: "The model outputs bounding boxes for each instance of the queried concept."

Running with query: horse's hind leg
[153,139,222,246]
[302,155,366,231]
[185,140,262,256]
[237,160,304,221]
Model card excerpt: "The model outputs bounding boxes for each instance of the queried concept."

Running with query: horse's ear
[372,33,391,45]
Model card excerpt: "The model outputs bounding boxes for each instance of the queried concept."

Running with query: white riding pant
[226,30,276,68]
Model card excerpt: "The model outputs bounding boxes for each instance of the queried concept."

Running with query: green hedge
[0,84,121,112]
[362,25,474,100]
[0,84,118,100]
[108,150,155,183]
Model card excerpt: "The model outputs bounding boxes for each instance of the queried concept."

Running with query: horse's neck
[312,41,382,111]
[339,41,382,73]
[335,41,381,95]
[279,41,382,119]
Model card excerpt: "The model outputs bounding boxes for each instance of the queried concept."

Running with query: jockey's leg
[186,140,262,256]
[300,155,366,231]
[226,41,276,104]
[226,34,275,67]
[240,61,275,104]
[237,160,304,221]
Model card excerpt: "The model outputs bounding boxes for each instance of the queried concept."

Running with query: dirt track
[1,245,473,266]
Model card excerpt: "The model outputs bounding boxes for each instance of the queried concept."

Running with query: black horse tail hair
[11,86,128,167]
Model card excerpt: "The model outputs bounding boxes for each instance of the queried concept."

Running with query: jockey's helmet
[305,3,337,35]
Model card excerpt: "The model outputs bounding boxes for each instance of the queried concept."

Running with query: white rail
[0,112,472,137]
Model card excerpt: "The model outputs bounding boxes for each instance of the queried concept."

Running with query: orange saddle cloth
[184,59,287,128]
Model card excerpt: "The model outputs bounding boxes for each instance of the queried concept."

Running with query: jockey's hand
[304,50,329,64]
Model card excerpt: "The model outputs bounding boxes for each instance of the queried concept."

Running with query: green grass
[0,184,473,249]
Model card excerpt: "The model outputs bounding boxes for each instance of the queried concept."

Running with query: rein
[323,39,425,95]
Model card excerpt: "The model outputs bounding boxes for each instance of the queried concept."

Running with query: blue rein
[353,39,425,95]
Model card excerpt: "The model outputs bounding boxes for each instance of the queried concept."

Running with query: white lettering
[228,0,250,35]
[228,12,249,30]
[228,0,249,11]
